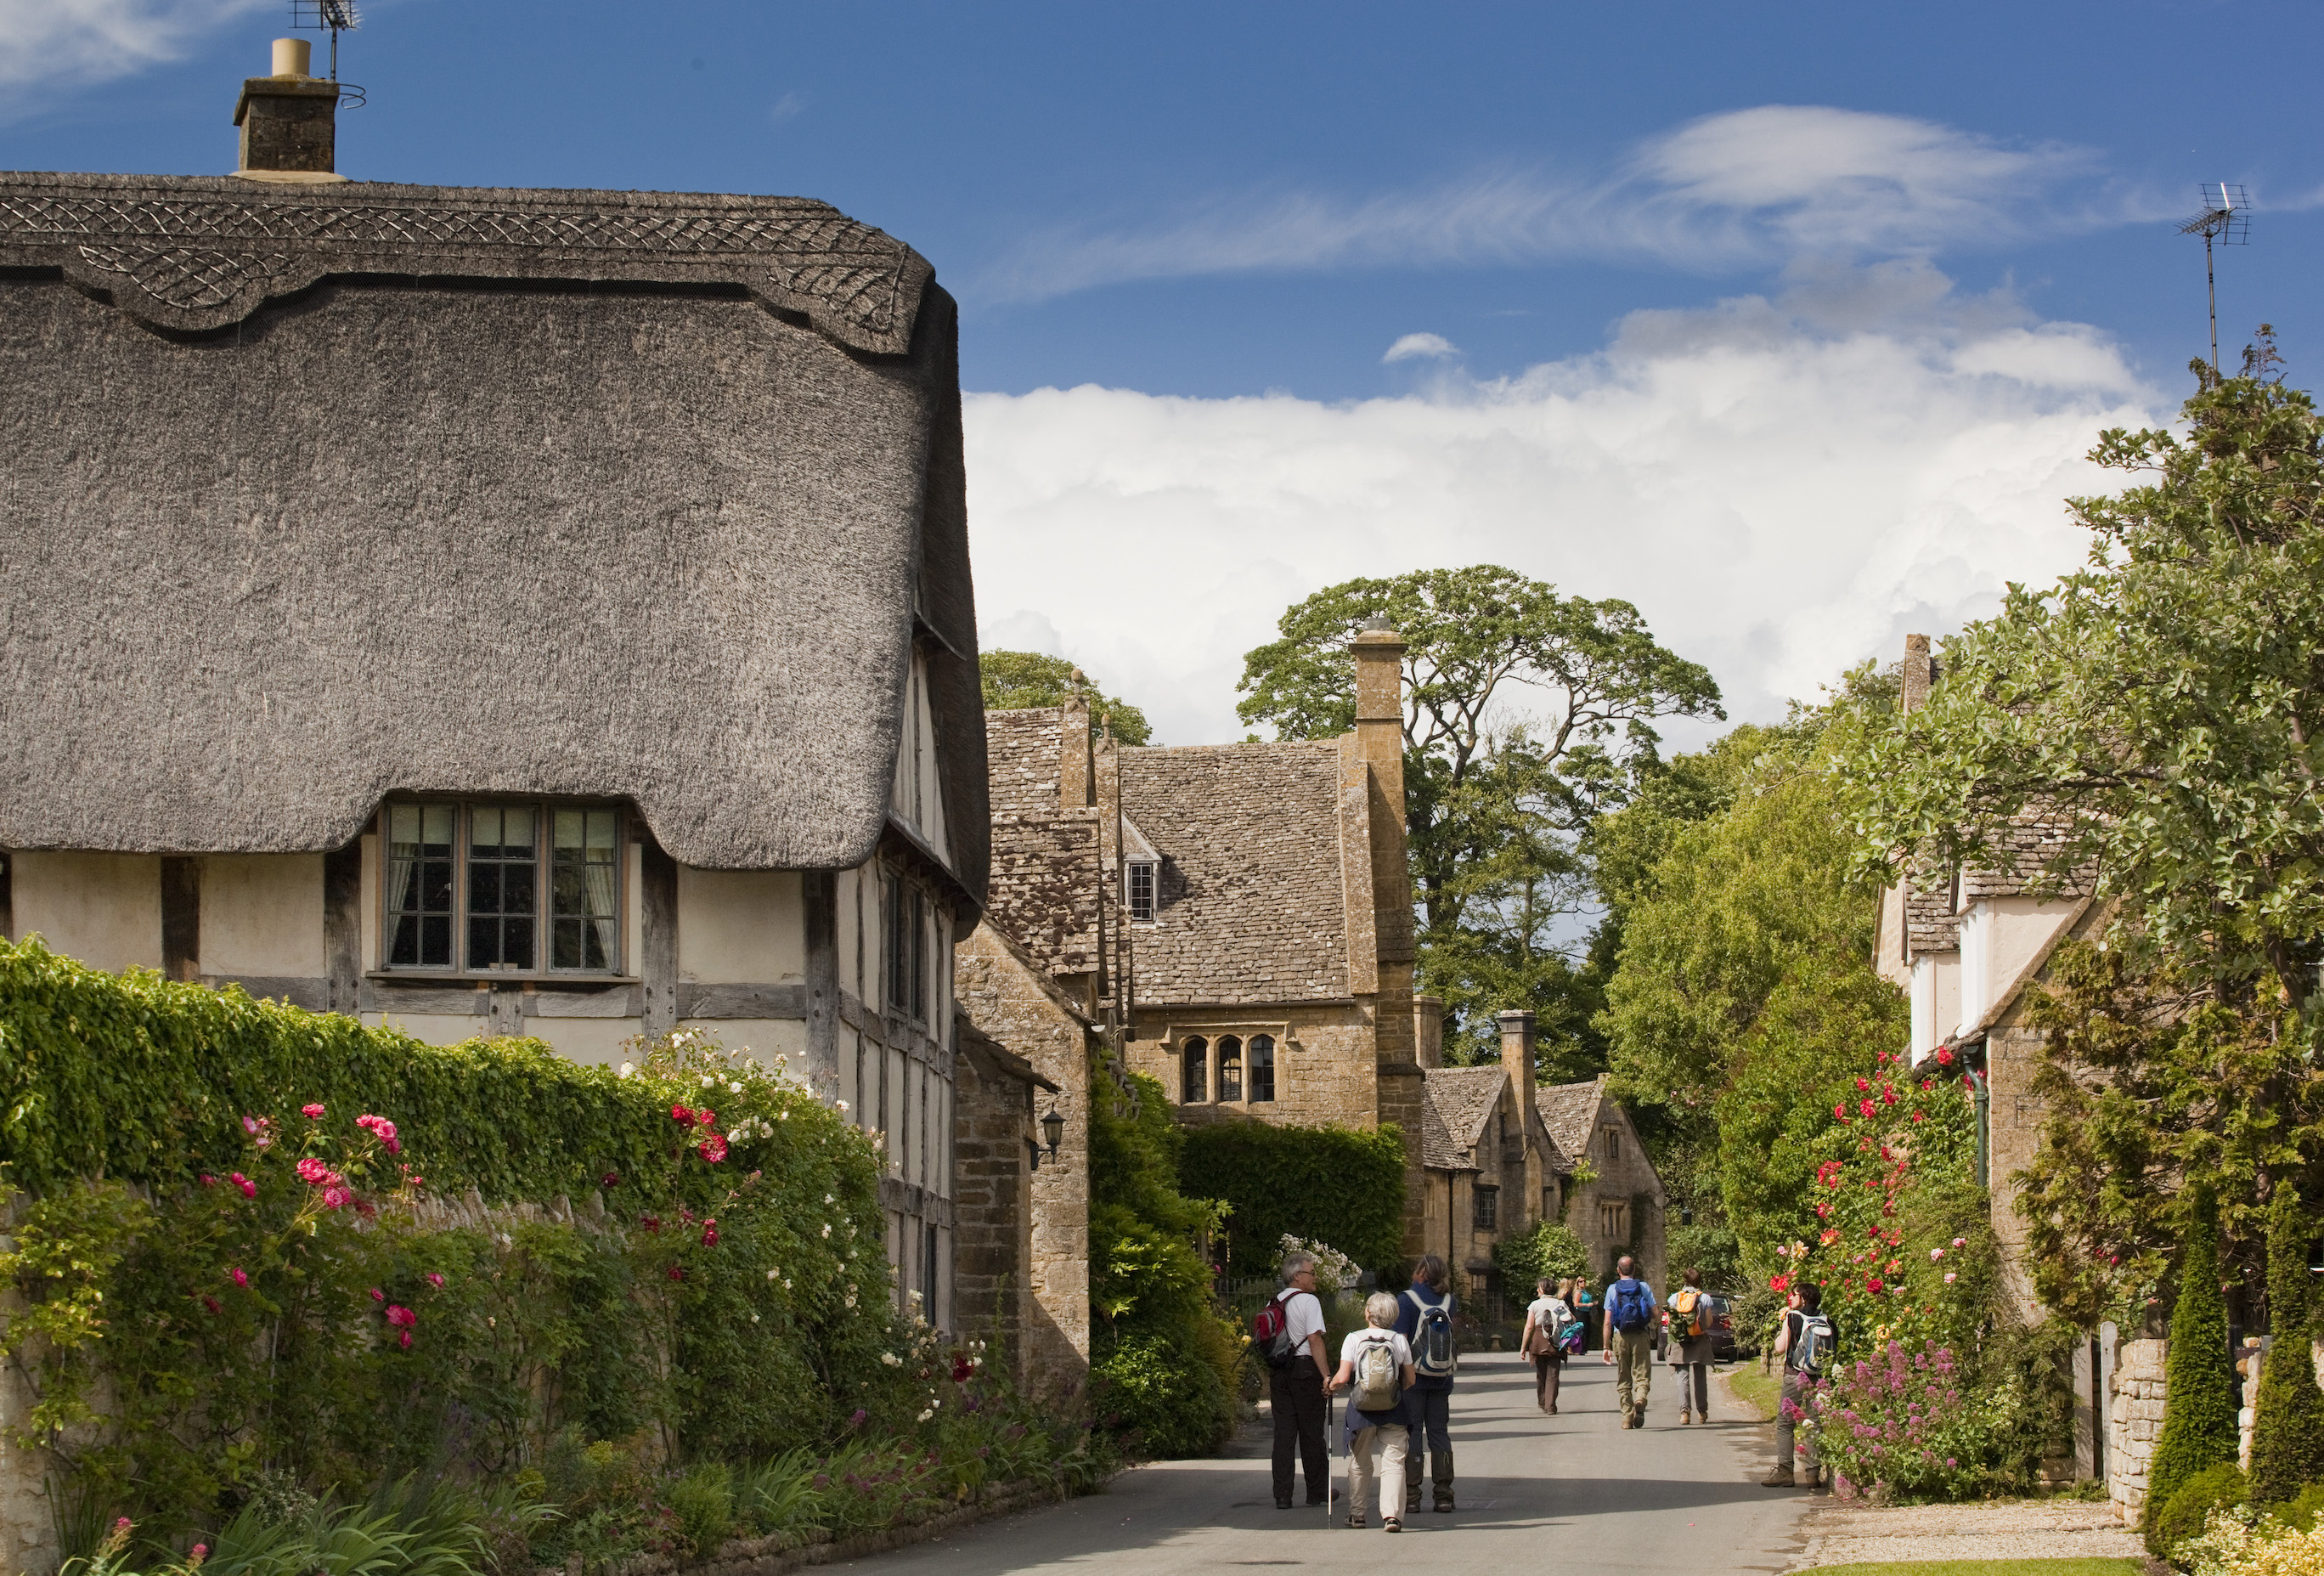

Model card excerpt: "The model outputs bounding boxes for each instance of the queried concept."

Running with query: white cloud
[0,0,268,95]
[1385,332,1460,364]
[979,106,2156,302]
[964,268,2164,749]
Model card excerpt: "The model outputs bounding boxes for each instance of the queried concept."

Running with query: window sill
[366,971,640,988]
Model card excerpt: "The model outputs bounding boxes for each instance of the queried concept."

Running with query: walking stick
[1327,1391,1338,1528]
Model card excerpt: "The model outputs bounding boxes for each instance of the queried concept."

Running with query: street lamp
[1041,1100,1066,1159]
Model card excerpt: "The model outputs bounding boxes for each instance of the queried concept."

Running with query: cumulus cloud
[979,105,2158,301]
[0,0,267,97]
[964,266,2164,748]
[1385,332,1460,364]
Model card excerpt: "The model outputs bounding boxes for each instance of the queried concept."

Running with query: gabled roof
[1120,741,1352,1005]
[1424,1065,1509,1154]
[1535,1076,1610,1164]
[0,172,984,884]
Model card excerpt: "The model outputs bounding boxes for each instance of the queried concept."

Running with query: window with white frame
[1127,860,1157,921]
[382,801,623,974]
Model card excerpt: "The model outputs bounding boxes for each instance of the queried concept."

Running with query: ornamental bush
[2152,1187,2242,1547]
[1805,1340,1991,1500]
[0,940,1020,1542]
[2250,1183,2324,1505]
[1491,1220,1589,1291]
[1176,1121,1407,1278]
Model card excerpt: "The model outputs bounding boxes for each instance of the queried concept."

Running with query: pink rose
[425,1272,446,1289]
[321,1185,352,1211]
[302,1103,325,1120]
[369,1287,386,1302]
[201,1296,222,1315]
[296,1157,330,1185]
[229,1267,249,1288]
[398,1330,413,1350]
[697,1133,730,1165]
[702,1222,719,1246]
[385,1304,416,1328]
[233,1172,257,1198]
[199,1173,217,1187]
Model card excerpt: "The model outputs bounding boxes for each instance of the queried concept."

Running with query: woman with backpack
[1391,1253,1458,1514]
[1520,1276,1572,1415]
[1665,1267,1716,1425]
[1763,1280,1833,1489]
[1324,1291,1418,1531]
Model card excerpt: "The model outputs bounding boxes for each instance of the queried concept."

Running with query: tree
[2248,1180,2324,1505]
[1840,336,2324,1007]
[1237,566,1722,1062]
[2147,1185,2239,1539]
[980,650,1154,744]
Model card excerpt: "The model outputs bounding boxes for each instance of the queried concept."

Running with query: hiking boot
[1404,1484,1422,1513]
[1761,1466,1795,1488]
[1433,1488,1456,1513]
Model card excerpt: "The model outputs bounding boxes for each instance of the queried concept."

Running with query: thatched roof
[0,172,985,888]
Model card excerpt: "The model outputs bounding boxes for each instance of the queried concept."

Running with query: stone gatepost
[2108,1336,2168,1523]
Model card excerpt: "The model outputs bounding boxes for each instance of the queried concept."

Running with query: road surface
[832,1348,1818,1576]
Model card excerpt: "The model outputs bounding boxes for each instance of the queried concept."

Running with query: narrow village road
[836,1352,1819,1576]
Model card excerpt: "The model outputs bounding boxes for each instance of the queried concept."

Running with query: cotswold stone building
[0,53,991,1326]
[967,624,1428,1262]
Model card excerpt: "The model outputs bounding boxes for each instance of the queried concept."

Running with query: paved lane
[831,1351,1817,1576]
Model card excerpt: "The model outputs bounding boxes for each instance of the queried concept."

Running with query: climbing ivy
[1176,1121,1407,1278]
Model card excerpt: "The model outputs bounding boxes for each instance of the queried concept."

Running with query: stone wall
[2107,1336,2166,1522]
[955,924,1092,1405]
[1125,1003,1377,1131]
[950,1037,1034,1370]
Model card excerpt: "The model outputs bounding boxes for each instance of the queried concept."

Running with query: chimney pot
[235,39,344,181]
[272,37,313,77]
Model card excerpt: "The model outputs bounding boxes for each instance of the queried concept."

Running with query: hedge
[1176,1120,1407,1277]
[2,935,714,1205]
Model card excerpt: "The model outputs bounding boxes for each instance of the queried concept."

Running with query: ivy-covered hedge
[1176,1120,1407,1278]
[3,937,711,1204]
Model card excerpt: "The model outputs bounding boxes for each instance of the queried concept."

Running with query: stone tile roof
[1904,873,1960,956]
[983,709,1100,977]
[1424,1066,1508,1157]
[1419,1093,1469,1172]
[1960,814,2096,901]
[1120,742,1352,1005]
[1535,1077,1609,1166]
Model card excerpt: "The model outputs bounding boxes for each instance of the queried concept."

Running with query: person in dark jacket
[1391,1253,1458,1513]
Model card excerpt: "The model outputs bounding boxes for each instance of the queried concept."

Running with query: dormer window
[1128,860,1156,921]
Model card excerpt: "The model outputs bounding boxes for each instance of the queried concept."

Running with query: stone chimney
[1352,616,1407,821]
[1414,995,1444,1069]
[1901,633,1933,715]
[234,38,345,182]
[1058,677,1093,810]
[1498,1009,1535,1086]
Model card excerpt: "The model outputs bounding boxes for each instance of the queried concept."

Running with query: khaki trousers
[1350,1423,1410,1522]
[1611,1327,1654,1422]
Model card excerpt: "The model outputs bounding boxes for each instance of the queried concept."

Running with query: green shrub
[2148,1460,2248,1562]
[1491,1220,1589,1292]
[2250,1182,2324,1505]
[665,1464,733,1557]
[1176,1121,1407,1278]
[2148,1186,2241,1540]
[1091,1335,1233,1458]
[2273,1481,2324,1532]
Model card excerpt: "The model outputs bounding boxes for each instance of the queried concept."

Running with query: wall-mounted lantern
[1041,1099,1067,1159]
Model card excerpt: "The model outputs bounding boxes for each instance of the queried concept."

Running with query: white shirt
[1279,1289,1326,1351]
[1526,1296,1571,1327]
[1339,1328,1414,1369]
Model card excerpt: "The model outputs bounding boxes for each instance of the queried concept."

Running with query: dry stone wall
[2107,1336,2165,1522]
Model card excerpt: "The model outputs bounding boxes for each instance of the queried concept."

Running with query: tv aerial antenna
[289,0,364,105]
[2176,182,2250,376]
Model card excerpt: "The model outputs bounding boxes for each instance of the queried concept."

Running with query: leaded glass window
[551,808,622,970]
[1249,1034,1276,1102]
[1216,1035,1243,1102]
[467,805,538,969]
[386,803,454,967]
[1128,861,1155,921]
[1182,1037,1207,1104]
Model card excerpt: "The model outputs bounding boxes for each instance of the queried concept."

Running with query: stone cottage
[965,623,1429,1259]
[0,46,989,1326]
[1533,1074,1668,1286]
[1413,1006,1573,1293]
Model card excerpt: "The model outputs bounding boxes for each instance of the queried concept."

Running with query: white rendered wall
[8,852,163,971]
[200,854,324,978]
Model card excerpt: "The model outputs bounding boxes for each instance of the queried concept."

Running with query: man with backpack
[1599,1256,1659,1428]
[1256,1251,1334,1510]
[1391,1254,1458,1514]
[1665,1267,1716,1425]
[1763,1279,1833,1489]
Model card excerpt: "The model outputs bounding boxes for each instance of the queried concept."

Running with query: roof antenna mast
[2176,183,2251,377]
[290,0,364,105]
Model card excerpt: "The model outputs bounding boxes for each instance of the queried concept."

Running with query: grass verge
[1797,1562,2144,1576]
[1722,1364,1780,1421]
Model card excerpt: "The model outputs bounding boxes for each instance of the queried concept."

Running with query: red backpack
[1251,1293,1298,1370]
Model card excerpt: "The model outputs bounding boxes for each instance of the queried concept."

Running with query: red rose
[1935,1048,1955,1066]
[671,1104,694,1124]
[668,1264,685,1282]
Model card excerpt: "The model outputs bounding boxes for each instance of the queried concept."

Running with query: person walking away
[1520,1276,1572,1415]
[1265,1251,1333,1509]
[1392,1254,1458,1513]
[1572,1278,1596,1353]
[1763,1280,1835,1489]
[1666,1267,1715,1424]
[1600,1256,1658,1428]
[1326,1291,1417,1530]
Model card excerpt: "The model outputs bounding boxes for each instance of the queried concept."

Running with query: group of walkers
[1259,1250,1837,1527]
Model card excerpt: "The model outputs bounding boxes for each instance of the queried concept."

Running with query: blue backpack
[1610,1278,1654,1333]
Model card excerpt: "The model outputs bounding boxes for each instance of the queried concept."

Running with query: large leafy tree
[1236,566,1722,1065]
[1839,336,2324,1003]
[980,650,1154,745]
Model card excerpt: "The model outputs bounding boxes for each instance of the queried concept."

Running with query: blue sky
[8,0,2321,743]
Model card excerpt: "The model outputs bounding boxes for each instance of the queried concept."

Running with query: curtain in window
[551,808,621,969]
[385,803,454,967]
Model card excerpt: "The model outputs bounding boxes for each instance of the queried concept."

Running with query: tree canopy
[979,650,1154,745]
[1237,566,1722,1064]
